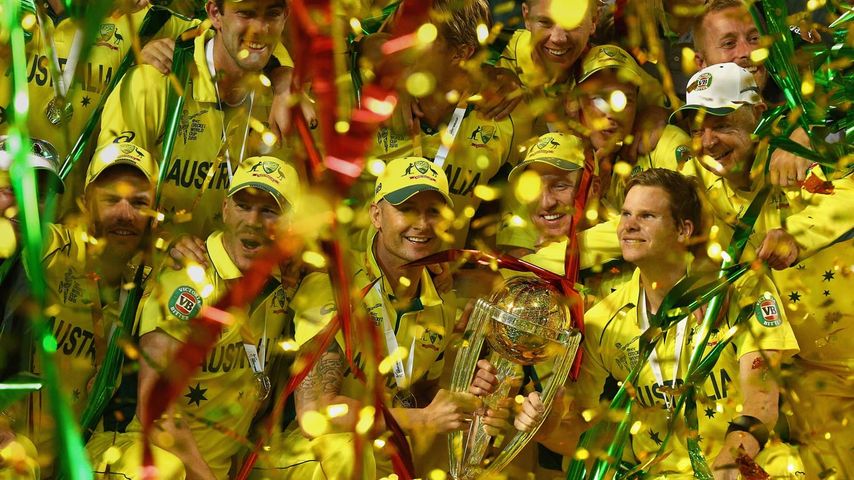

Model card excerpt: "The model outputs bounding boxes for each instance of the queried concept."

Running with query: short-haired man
[85,155,315,479]
[98,0,290,239]
[259,157,481,478]
[516,168,803,478]
[1,143,158,477]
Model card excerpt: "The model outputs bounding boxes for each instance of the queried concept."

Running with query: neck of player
[373,239,422,301]
[212,36,251,106]
[639,259,687,315]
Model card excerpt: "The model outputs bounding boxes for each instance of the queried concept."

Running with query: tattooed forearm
[295,344,346,412]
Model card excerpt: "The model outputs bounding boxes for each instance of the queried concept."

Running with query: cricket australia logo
[178,109,207,143]
[250,160,286,181]
[418,329,443,351]
[169,286,202,321]
[404,160,438,177]
[95,24,122,51]
[469,125,497,147]
[535,136,560,150]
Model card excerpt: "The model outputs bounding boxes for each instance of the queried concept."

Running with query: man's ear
[694,49,706,70]
[678,219,695,243]
[522,2,531,29]
[452,44,476,64]
[370,202,382,231]
[206,0,223,30]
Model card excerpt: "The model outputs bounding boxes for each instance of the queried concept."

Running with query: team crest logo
[95,24,122,50]
[178,109,207,143]
[754,293,781,327]
[169,286,202,321]
[535,136,560,150]
[599,46,628,62]
[404,160,438,177]
[469,125,497,146]
[689,72,713,93]
[418,329,443,351]
[250,160,286,180]
[58,268,82,304]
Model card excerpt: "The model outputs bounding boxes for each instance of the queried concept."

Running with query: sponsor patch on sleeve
[754,292,781,327]
[169,286,202,321]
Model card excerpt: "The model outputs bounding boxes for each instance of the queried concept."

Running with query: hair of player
[431,0,493,50]
[625,168,706,249]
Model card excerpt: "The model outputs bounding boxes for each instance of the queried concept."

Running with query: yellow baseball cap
[579,45,648,86]
[229,156,300,211]
[85,143,158,191]
[509,132,585,183]
[373,157,453,206]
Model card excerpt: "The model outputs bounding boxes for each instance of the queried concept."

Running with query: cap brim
[668,104,738,124]
[578,64,645,86]
[229,182,289,211]
[383,184,454,208]
[509,157,583,183]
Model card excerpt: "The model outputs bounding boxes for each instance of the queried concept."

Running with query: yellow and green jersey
[576,268,799,476]
[351,109,518,248]
[86,231,319,479]
[10,224,138,468]
[98,31,290,239]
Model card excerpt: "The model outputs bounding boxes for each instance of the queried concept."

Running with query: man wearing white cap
[1,143,158,478]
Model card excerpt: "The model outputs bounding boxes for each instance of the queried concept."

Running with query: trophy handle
[480,330,582,476]
[448,299,492,479]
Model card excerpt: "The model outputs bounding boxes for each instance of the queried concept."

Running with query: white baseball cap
[669,63,762,123]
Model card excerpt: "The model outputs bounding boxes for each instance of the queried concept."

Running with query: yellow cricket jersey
[288,233,456,476]
[496,125,690,253]
[86,231,320,479]
[576,268,799,476]
[497,30,552,93]
[0,8,195,217]
[10,224,134,465]
[352,109,518,248]
[97,32,289,239]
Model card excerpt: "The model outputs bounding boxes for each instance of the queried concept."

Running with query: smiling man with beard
[0,143,157,478]
[84,155,316,479]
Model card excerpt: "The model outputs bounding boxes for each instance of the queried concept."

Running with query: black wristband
[726,415,770,449]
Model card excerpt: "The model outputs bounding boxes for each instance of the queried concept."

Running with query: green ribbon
[0,373,42,412]
[1,1,91,477]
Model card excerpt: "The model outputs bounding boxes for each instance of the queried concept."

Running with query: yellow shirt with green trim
[575,268,799,476]
[496,125,691,253]
[12,224,131,460]
[352,109,518,248]
[296,233,456,399]
[110,231,309,478]
[97,31,289,239]
[0,8,196,217]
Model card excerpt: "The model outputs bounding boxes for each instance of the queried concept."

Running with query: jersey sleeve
[152,11,199,41]
[578,218,622,270]
[98,64,168,156]
[730,270,799,359]
[425,290,457,382]
[568,304,612,410]
[138,269,207,341]
[292,272,337,346]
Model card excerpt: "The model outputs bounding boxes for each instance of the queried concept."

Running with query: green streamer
[0,373,42,412]
[1,1,91,477]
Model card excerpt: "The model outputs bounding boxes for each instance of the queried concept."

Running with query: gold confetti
[549,0,589,30]
[515,170,542,203]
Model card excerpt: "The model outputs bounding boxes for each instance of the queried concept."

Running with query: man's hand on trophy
[514,388,566,440]
[421,389,482,433]
[482,397,514,436]
[469,359,499,396]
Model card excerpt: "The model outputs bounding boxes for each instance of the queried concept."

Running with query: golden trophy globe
[448,276,582,479]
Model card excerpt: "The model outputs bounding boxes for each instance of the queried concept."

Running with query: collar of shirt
[363,232,443,310]
[193,29,219,104]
